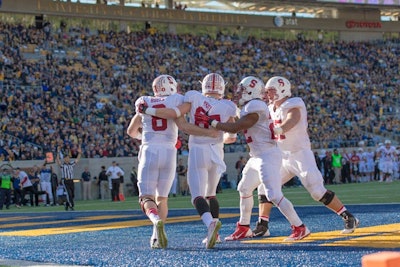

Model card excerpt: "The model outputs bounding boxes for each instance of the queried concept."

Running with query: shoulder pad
[280,97,305,110]
[243,99,267,114]
[184,90,201,102]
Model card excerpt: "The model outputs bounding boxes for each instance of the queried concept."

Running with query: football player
[127,74,217,249]
[377,140,397,182]
[205,76,310,242]
[259,76,359,236]
[139,73,237,249]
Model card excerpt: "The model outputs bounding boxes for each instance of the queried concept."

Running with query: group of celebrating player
[126,73,359,249]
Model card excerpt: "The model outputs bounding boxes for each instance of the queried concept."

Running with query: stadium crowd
[0,21,399,161]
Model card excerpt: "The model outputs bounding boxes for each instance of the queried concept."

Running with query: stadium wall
[4,145,379,200]
[6,152,244,200]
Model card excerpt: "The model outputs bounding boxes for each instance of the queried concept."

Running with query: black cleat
[252,219,271,237]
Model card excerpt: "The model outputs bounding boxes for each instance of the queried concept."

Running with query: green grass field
[2,180,399,213]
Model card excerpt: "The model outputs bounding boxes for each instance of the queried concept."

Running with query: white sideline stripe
[0,259,88,267]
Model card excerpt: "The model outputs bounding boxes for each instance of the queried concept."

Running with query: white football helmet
[236,76,265,105]
[152,75,178,96]
[201,73,225,96]
[265,76,291,102]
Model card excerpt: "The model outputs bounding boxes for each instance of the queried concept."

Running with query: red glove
[195,113,213,125]
[137,101,148,114]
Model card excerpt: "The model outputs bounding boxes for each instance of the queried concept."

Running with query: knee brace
[206,196,219,218]
[318,190,335,205]
[193,196,210,216]
[139,197,156,213]
[258,194,273,204]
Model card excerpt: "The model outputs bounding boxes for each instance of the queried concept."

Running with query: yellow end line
[242,223,400,248]
[0,214,239,236]
[0,215,136,229]
[325,230,400,248]
[1,213,400,249]
[0,213,240,236]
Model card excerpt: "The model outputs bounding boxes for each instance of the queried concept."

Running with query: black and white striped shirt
[60,161,76,179]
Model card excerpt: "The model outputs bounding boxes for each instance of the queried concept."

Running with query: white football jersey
[240,99,275,157]
[378,145,396,162]
[134,94,184,145]
[269,97,311,152]
[184,90,237,145]
[362,150,375,171]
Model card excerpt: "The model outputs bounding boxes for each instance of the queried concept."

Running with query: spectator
[129,166,139,197]
[350,150,361,183]
[56,181,67,206]
[358,149,368,182]
[314,151,322,172]
[117,163,125,201]
[0,22,398,159]
[106,161,124,202]
[373,150,381,181]
[11,173,22,208]
[16,168,35,207]
[340,157,351,184]
[0,166,12,210]
[39,163,54,206]
[176,158,188,196]
[362,148,375,182]
[98,165,109,200]
[30,166,49,207]
[170,172,178,198]
[81,166,92,200]
[331,149,343,184]
[51,172,59,205]
[322,151,334,184]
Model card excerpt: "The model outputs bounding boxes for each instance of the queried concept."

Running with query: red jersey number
[244,122,278,143]
[151,104,167,131]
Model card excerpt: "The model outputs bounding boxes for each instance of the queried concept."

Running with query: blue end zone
[0,204,399,267]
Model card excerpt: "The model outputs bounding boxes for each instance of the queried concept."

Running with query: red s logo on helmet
[249,79,258,88]
[278,79,285,87]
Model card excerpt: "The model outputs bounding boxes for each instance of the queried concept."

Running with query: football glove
[195,113,213,125]
[137,101,148,114]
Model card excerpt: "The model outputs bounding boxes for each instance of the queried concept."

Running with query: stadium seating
[0,22,398,160]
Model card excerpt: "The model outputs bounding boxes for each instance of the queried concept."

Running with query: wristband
[211,120,219,128]
[145,107,156,116]
[274,127,283,135]
[173,107,181,117]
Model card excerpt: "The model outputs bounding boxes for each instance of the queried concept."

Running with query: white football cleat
[206,219,222,249]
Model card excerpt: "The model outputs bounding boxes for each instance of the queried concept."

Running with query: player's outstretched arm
[175,116,219,138]
[143,103,191,119]
[127,114,143,140]
[275,107,301,135]
[213,113,259,133]
[223,116,238,144]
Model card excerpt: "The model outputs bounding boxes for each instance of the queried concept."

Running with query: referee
[56,146,82,211]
